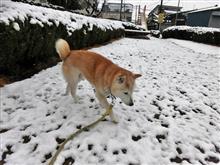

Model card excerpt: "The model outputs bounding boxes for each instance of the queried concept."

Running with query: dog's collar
[104,87,116,105]
[110,93,116,105]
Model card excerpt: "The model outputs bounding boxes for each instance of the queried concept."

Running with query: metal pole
[160,0,163,13]
[138,5,140,24]
[175,0,181,25]
[135,5,137,24]
[120,0,123,21]
[124,1,125,21]
[159,0,163,31]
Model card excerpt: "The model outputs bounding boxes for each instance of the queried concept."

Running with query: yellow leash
[48,105,113,165]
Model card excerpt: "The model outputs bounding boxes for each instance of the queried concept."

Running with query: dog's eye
[124,92,128,95]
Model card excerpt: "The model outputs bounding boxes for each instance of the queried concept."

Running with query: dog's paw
[110,113,119,124]
[112,119,118,124]
[62,92,69,96]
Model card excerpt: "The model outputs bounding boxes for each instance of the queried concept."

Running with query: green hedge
[162,26,220,46]
[0,17,124,81]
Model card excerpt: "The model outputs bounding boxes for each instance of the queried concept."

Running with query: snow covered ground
[1,38,220,165]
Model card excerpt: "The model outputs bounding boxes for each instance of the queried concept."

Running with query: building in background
[100,2,133,22]
[147,5,183,30]
[147,4,220,30]
[186,6,220,28]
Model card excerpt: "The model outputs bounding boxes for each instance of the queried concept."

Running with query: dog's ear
[116,75,125,84]
[133,74,142,79]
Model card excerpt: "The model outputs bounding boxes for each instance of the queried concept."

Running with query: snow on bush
[163,25,220,34]
[150,30,161,38]
[0,0,124,35]
[162,26,220,45]
[0,0,127,80]
[122,22,146,31]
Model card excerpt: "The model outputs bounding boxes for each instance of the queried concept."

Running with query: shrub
[162,26,220,46]
[0,1,124,81]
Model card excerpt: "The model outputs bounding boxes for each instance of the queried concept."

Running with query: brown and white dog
[55,39,141,122]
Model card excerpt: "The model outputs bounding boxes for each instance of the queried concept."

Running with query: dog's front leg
[65,84,70,95]
[95,92,118,123]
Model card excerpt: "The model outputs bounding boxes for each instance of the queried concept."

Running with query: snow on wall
[0,0,124,35]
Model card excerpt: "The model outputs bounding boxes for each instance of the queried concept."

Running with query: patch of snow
[1,38,220,165]
[30,18,44,27]
[167,38,220,55]
[13,22,20,31]
[163,25,220,34]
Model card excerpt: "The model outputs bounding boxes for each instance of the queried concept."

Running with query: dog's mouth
[128,102,134,106]
[126,101,134,106]
[123,99,134,106]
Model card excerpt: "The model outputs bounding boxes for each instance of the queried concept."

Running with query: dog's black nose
[129,102,134,106]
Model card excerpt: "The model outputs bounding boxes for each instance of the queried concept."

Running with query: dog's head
[111,70,141,106]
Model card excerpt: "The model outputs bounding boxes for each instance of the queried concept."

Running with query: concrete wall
[209,11,220,28]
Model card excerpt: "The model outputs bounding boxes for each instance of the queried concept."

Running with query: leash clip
[110,94,116,106]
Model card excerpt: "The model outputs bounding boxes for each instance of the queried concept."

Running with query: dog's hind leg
[95,91,118,123]
[69,74,81,103]
[65,84,70,95]
[69,80,77,99]
[62,65,81,103]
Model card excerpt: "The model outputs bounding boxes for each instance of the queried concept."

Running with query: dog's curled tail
[55,39,70,60]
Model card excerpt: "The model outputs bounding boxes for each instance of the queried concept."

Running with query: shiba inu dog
[55,39,141,122]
